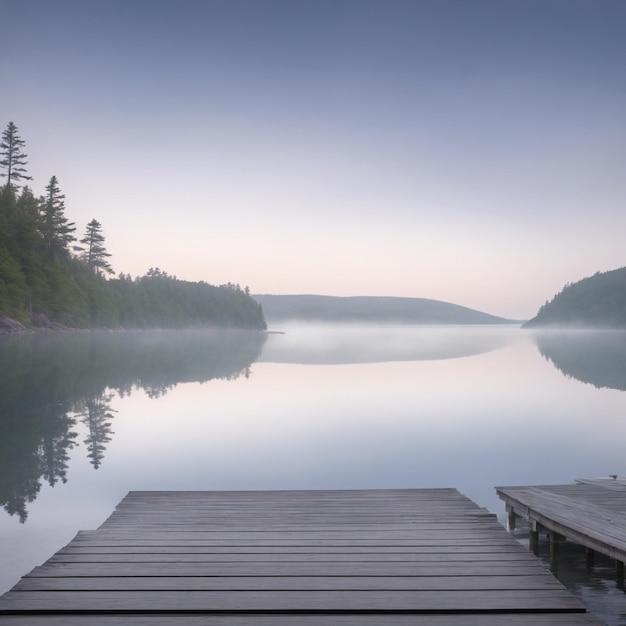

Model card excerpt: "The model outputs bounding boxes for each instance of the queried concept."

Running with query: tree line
[0,122,266,330]
[523,267,626,328]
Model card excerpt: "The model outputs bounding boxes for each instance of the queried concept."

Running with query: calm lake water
[1,323,626,623]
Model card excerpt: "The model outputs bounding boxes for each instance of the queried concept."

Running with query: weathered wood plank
[71,528,507,538]
[575,477,626,492]
[67,533,511,549]
[56,544,530,555]
[25,561,552,577]
[0,589,585,612]
[45,551,539,563]
[0,615,605,625]
[14,574,565,592]
[85,521,506,529]
[497,483,626,562]
[0,488,591,622]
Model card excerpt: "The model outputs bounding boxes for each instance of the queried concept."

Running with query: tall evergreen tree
[39,176,76,257]
[0,183,17,249]
[0,122,33,190]
[80,219,113,276]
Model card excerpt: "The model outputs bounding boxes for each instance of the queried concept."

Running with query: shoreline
[0,315,269,335]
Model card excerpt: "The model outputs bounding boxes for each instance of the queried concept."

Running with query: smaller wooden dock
[0,488,602,624]
[497,477,626,584]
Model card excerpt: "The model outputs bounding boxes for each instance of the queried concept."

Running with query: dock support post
[549,531,565,574]
[529,520,539,556]
[586,548,595,570]
[506,504,516,530]
[616,560,624,589]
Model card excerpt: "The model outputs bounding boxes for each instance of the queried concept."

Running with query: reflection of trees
[0,344,80,522]
[79,394,115,470]
[39,400,77,486]
[0,329,266,521]
[534,330,626,391]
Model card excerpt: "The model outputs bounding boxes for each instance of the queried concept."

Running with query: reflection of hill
[261,326,514,365]
[534,330,626,391]
[0,330,266,521]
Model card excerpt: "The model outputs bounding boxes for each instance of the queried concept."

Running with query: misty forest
[3,120,626,331]
[0,122,266,330]
[524,267,626,328]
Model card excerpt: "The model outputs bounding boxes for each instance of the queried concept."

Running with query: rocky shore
[0,314,70,333]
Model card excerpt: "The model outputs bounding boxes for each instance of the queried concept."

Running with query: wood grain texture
[497,481,626,562]
[14,574,564,592]
[0,614,605,625]
[0,488,593,624]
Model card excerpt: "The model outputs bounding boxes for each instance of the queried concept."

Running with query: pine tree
[80,219,113,276]
[0,122,33,190]
[39,176,76,257]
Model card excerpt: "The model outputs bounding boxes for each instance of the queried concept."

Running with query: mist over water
[260,322,515,363]
[1,324,625,623]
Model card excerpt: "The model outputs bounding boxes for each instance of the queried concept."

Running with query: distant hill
[524,267,626,328]
[253,294,518,325]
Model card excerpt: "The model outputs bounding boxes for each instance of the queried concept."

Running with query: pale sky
[2,0,625,319]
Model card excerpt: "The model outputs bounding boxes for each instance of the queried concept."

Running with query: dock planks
[497,478,626,565]
[0,489,602,624]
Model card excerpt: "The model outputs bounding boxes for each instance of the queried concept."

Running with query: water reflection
[0,330,266,521]
[261,324,517,364]
[508,519,626,626]
[533,330,626,391]
[79,393,116,470]
[4,326,626,524]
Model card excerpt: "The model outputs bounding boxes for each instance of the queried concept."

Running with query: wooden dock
[497,478,626,584]
[0,489,602,624]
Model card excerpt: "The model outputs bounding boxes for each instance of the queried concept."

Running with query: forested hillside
[0,122,265,330]
[254,294,518,324]
[524,267,626,328]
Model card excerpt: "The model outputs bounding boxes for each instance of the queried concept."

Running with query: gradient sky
[2,0,625,319]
